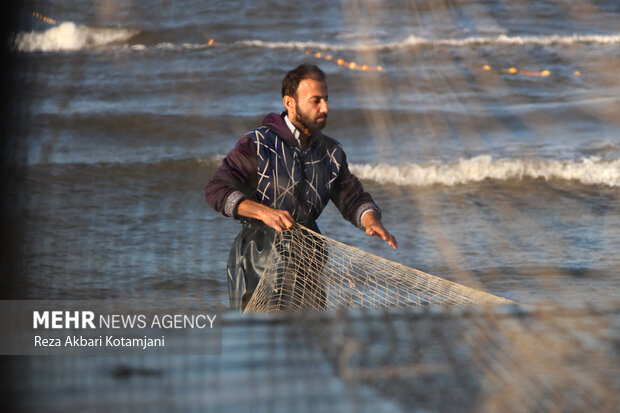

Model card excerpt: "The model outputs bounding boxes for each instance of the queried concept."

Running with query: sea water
[9,0,620,307]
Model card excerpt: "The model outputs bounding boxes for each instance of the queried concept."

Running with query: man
[206,64,397,311]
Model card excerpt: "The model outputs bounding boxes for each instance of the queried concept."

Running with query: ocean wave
[236,33,620,52]
[14,25,620,53]
[26,155,620,189]
[234,39,344,51]
[397,33,620,48]
[349,156,620,188]
[153,42,212,50]
[14,22,138,52]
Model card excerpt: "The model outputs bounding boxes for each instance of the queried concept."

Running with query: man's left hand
[362,212,398,250]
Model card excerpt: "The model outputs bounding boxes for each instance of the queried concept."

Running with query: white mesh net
[244,225,511,312]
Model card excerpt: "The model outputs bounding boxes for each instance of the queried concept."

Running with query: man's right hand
[236,199,295,232]
[260,208,295,232]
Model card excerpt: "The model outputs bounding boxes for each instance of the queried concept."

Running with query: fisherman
[205,63,397,311]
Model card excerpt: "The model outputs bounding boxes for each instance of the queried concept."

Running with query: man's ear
[283,95,295,112]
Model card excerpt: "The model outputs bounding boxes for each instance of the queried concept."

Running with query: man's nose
[320,100,329,114]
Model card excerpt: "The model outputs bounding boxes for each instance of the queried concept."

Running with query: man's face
[291,78,329,133]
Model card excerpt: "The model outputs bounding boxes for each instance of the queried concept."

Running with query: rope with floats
[304,50,383,72]
[32,11,58,25]
[205,42,384,72]
[481,64,581,77]
[30,11,586,78]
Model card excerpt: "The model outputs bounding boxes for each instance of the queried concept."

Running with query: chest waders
[227,128,333,312]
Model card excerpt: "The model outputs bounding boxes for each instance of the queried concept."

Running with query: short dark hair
[281,64,326,98]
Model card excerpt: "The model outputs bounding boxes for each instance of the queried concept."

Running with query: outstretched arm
[362,211,398,250]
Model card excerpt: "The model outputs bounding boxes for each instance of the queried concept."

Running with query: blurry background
[5,0,620,307]
[2,1,619,412]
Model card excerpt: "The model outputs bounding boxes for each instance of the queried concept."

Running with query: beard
[295,104,327,133]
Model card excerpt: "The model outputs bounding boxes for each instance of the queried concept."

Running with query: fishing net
[7,227,618,412]
[9,303,618,412]
[244,225,511,313]
[297,303,619,412]
[236,227,620,411]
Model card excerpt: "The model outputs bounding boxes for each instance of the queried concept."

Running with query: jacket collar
[261,111,322,150]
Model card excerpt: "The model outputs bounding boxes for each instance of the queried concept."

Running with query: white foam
[236,33,620,52]
[235,39,342,51]
[399,33,620,48]
[14,22,138,52]
[154,42,211,50]
[15,27,620,53]
[349,156,620,187]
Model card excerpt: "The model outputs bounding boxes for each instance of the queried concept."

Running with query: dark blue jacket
[205,111,380,230]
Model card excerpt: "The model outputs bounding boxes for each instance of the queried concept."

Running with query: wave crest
[14,22,138,52]
[16,27,618,53]
[399,33,620,48]
[349,156,620,187]
[235,33,620,52]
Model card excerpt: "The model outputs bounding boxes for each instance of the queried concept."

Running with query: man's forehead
[297,78,328,97]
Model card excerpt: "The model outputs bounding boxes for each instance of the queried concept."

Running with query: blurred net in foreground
[303,304,620,412]
[8,305,619,412]
[245,225,511,312]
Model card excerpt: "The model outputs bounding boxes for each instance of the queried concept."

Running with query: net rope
[245,225,511,313]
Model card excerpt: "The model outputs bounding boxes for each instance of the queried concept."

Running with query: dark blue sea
[11,0,620,307]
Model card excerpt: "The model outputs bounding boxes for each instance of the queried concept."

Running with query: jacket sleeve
[205,134,257,218]
[330,149,381,230]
